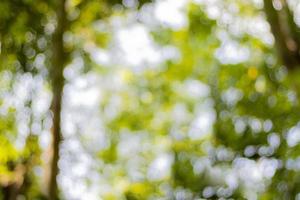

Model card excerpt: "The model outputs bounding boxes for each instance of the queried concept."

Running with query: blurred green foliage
[1,0,300,200]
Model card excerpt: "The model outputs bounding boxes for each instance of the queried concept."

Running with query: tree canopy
[1,0,300,199]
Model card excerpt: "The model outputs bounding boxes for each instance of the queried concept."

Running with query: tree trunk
[45,0,67,199]
[263,0,300,70]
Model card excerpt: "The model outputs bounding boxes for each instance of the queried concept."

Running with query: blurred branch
[263,0,300,70]
[284,1,300,48]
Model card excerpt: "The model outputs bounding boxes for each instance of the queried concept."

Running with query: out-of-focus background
[1,0,300,199]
